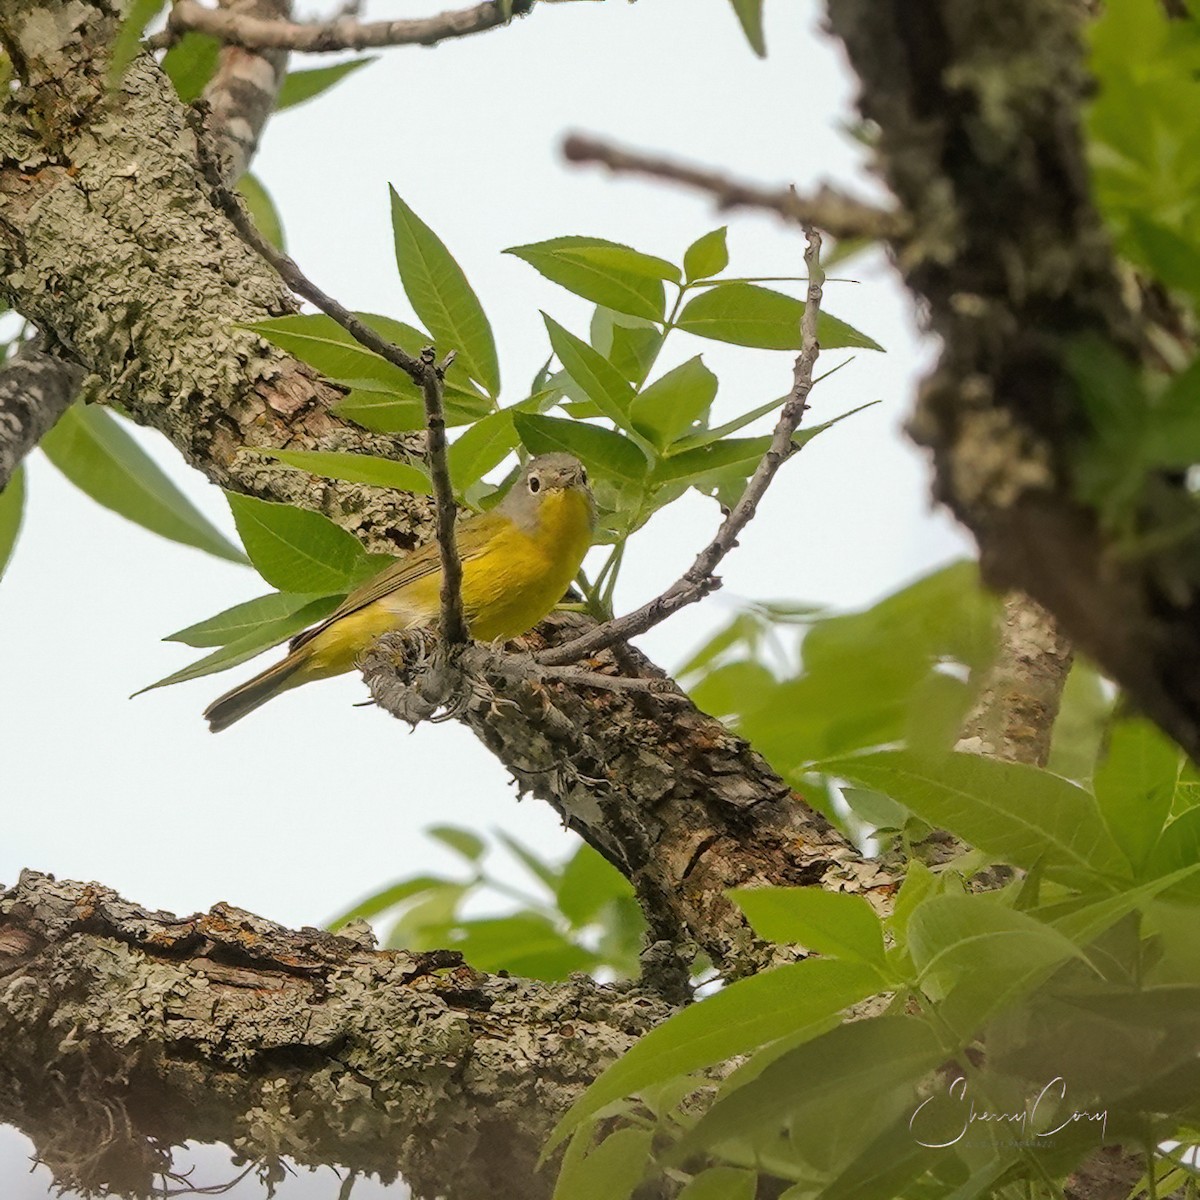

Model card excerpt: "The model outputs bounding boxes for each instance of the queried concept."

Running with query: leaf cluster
[328,826,644,982]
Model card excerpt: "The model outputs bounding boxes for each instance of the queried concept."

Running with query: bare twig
[199,138,467,642]
[539,226,827,667]
[154,0,534,52]
[563,134,908,242]
[420,348,467,647]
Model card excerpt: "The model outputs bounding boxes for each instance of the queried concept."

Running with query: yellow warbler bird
[204,453,595,732]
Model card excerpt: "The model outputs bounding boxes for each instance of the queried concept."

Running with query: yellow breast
[460,486,594,641]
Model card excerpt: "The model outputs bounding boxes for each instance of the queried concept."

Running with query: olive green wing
[289,512,505,651]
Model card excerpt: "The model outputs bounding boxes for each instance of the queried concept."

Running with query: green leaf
[0,466,25,584]
[673,1016,943,1165]
[514,413,649,484]
[543,315,638,431]
[447,409,518,492]
[557,845,634,927]
[821,750,1128,883]
[496,830,562,891]
[443,913,597,979]
[135,595,339,695]
[628,356,718,449]
[669,393,784,451]
[247,313,418,394]
[731,886,887,968]
[1094,718,1180,873]
[908,894,1085,997]
[505,236,677,322]
[552,1128,652,1200]
[253,449,432,494]
[548,957,880,1148]
[678,1168,755,1200]
[110,0,164,85]
[589,307,663,387]
[276,57,377,111]
[683,227,729,283]
[237,174,285,251]
[389,187,500,396]
[677,283,884,351]
[428,826,487,863]
[327,875,452,930]
[41,404,247,563]
[226,492,372,593]
[161,32,220,102]
[165,590,333,648]
[728,0,766,56]
[651,435,770,488]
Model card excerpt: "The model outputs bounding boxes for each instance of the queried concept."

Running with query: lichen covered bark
[0,872,668,1200]
[825,0,1200,760]
[363,617,897,981]
[0,0,433,552]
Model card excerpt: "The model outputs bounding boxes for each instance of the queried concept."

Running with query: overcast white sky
[0,0,969,1193]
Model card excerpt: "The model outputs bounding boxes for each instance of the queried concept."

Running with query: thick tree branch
[957,592,1073,768]
[158,0,535,53]
[204,0,292,181]
[0,871,669,1200]
[0,0,290,494]
[563,133,908,242]
[363,614,896,980]
[823,0,1200,764]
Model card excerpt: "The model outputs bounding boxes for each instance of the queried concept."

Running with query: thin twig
[539,226,827,667]
[563,134,908,242]
[420,348,468,647]
[492,657,688,699]
[196,139,423,383]
[199,132,467,642]
[152,0,533,51]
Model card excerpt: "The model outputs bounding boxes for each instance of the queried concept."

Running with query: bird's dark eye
[579,468,588,486]
[528,475,541,493]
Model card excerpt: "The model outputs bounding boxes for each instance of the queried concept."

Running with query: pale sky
[0,1,968,1193]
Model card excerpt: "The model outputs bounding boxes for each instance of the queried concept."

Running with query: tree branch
[0,870,668,1200]
[562,133,908,242]
[956,592,1074,768]
[203,0,292,181]
[158,0,535,53]
[0,338,83,491]
[0,0,291,493]
[420,348,468,646]
[540,225,825,667]
[823,0,1200,764]
[363,614,896,980]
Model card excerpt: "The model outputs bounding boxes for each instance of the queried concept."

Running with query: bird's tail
[204,652,309,733]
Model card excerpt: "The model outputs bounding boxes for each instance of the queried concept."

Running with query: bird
[204,452,595,732]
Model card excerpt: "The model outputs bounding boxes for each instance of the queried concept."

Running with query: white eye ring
[529,475,541,493]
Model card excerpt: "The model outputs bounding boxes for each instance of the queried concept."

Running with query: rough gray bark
[0,871,669,1200]
[0,0,291,493]
[0,337,82,490]
[363,618,891,983]
[824,0,1200,762]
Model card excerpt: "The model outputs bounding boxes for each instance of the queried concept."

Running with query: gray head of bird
[496,453,596,531]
